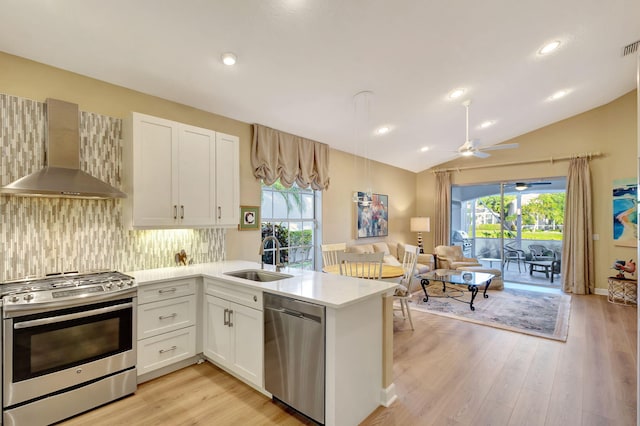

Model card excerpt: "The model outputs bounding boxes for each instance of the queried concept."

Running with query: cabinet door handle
[173,205,177,220]
[159,345,177,354]
[159,313,177,320]
[223,308,229,325]
[158,288,177,294]
[218,206,221,219]
[181,205,184,219]
[228,309,233,327]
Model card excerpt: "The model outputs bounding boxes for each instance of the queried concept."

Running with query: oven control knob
[10,295,19,303]
[127,280,134,286]
[117,281,125,288]
[105,283,113,289]
[23,293,34,301]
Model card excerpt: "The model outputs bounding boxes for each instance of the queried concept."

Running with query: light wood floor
[62,294,636,426]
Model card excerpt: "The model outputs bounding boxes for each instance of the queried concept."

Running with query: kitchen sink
[224,269,293,282]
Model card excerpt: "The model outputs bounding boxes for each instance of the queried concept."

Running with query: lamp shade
[410,217,430,232]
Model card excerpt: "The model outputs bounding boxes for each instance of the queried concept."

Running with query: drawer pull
[158,288,177,294]
[159,313,178,320]
[228,309,233,327]
[159,345,177,354]
[223,308,229,326]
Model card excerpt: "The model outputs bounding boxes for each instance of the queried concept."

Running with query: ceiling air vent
[622,40,639,56]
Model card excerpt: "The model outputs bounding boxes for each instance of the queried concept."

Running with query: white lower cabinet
[138,327,197,375]
[203,279,263,388]
[137,279,197,376]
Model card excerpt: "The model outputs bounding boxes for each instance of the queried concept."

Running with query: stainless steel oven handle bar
[13,302,134,329]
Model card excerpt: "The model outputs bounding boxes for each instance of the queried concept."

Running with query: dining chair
[321,243,347,268]
[336,251,384,279]
[394,244,419,330]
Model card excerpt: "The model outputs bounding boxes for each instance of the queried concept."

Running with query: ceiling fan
[513,181,552,191]
[457,100,519,158]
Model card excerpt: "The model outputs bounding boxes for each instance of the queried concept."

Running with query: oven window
[12,300,133,382]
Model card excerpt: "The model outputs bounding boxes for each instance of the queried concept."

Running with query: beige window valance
[251,124,330,190]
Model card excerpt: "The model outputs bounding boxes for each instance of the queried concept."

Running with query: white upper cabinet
[123,112,239,229]
[215,132,240,226]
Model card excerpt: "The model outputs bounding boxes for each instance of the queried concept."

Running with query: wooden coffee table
[419,269,494,311]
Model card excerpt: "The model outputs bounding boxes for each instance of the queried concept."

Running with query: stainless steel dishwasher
[264,293,325,424]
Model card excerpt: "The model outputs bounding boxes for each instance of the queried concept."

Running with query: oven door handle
[13,302,134,329]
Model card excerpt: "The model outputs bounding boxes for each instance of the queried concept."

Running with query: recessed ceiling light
[376,126,390,135]
[539,40,561,55]
[420,146,430,152]
[448,88,466,100]
[548,89,569,101]
[221,52,237,66]
[479,120,495,129]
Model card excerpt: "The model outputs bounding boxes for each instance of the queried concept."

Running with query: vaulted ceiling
[0,0,638,172]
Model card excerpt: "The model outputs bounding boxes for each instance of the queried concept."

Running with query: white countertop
[126,260,398,309]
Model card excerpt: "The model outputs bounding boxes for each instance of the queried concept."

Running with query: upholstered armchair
[434,245,482,270]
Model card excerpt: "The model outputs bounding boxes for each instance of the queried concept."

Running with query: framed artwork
[239,205,260,231]
[355,192,389,238]
[613,178,637,247]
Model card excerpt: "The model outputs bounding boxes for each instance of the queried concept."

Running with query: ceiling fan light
[515,183,528,191]
[376,126,390,135]
[460,150,474,157]
[420,146,430,152]
[480,120,495,129]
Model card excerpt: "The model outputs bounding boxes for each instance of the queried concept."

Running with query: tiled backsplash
[0,94,225,281]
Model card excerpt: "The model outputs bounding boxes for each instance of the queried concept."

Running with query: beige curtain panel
[561,157,594,294]
[251,124,330,190]
[434,171,451,248]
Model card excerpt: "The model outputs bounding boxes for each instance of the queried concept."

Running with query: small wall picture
[355,192,389,238]
[613,178,637,247]
[239,206,260,231]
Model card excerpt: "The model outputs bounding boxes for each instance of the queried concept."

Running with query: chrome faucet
[259,236,283,272]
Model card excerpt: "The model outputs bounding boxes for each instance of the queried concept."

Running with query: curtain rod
[431,151,605,173]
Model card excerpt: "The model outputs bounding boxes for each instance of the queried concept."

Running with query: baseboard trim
[594,288,607,296]
[380,383,397,407]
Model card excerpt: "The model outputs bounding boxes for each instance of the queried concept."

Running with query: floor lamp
[410,217,430,254]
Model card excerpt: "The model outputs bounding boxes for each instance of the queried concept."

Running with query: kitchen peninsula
[129,260,398,426]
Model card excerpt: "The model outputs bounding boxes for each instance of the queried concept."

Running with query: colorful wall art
[613,178,637,247]
[356,192,388,238]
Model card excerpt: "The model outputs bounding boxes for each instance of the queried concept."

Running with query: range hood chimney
[0,99,126,199]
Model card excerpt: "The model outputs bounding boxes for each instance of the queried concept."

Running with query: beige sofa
[346,241,434,274]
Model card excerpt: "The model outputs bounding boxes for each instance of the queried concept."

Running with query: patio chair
[528,244,556,261]
[503,245,526,272]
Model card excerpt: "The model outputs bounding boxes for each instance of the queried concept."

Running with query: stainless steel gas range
[0,271,138,426]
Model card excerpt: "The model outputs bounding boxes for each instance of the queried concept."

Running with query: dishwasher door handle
[265,306,320,323]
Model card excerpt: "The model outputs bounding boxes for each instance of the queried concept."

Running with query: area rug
[409,286,571,341]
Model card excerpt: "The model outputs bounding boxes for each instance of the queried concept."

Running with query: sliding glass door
[451,178,566,287]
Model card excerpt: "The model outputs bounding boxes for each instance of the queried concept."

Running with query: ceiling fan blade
[480,143,520,151]
[473,151,490,158]
[529,182,552,186]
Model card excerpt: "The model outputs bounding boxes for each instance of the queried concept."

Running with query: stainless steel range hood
[0,98,126,199]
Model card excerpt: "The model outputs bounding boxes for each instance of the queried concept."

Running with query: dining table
[323,263,405,279]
